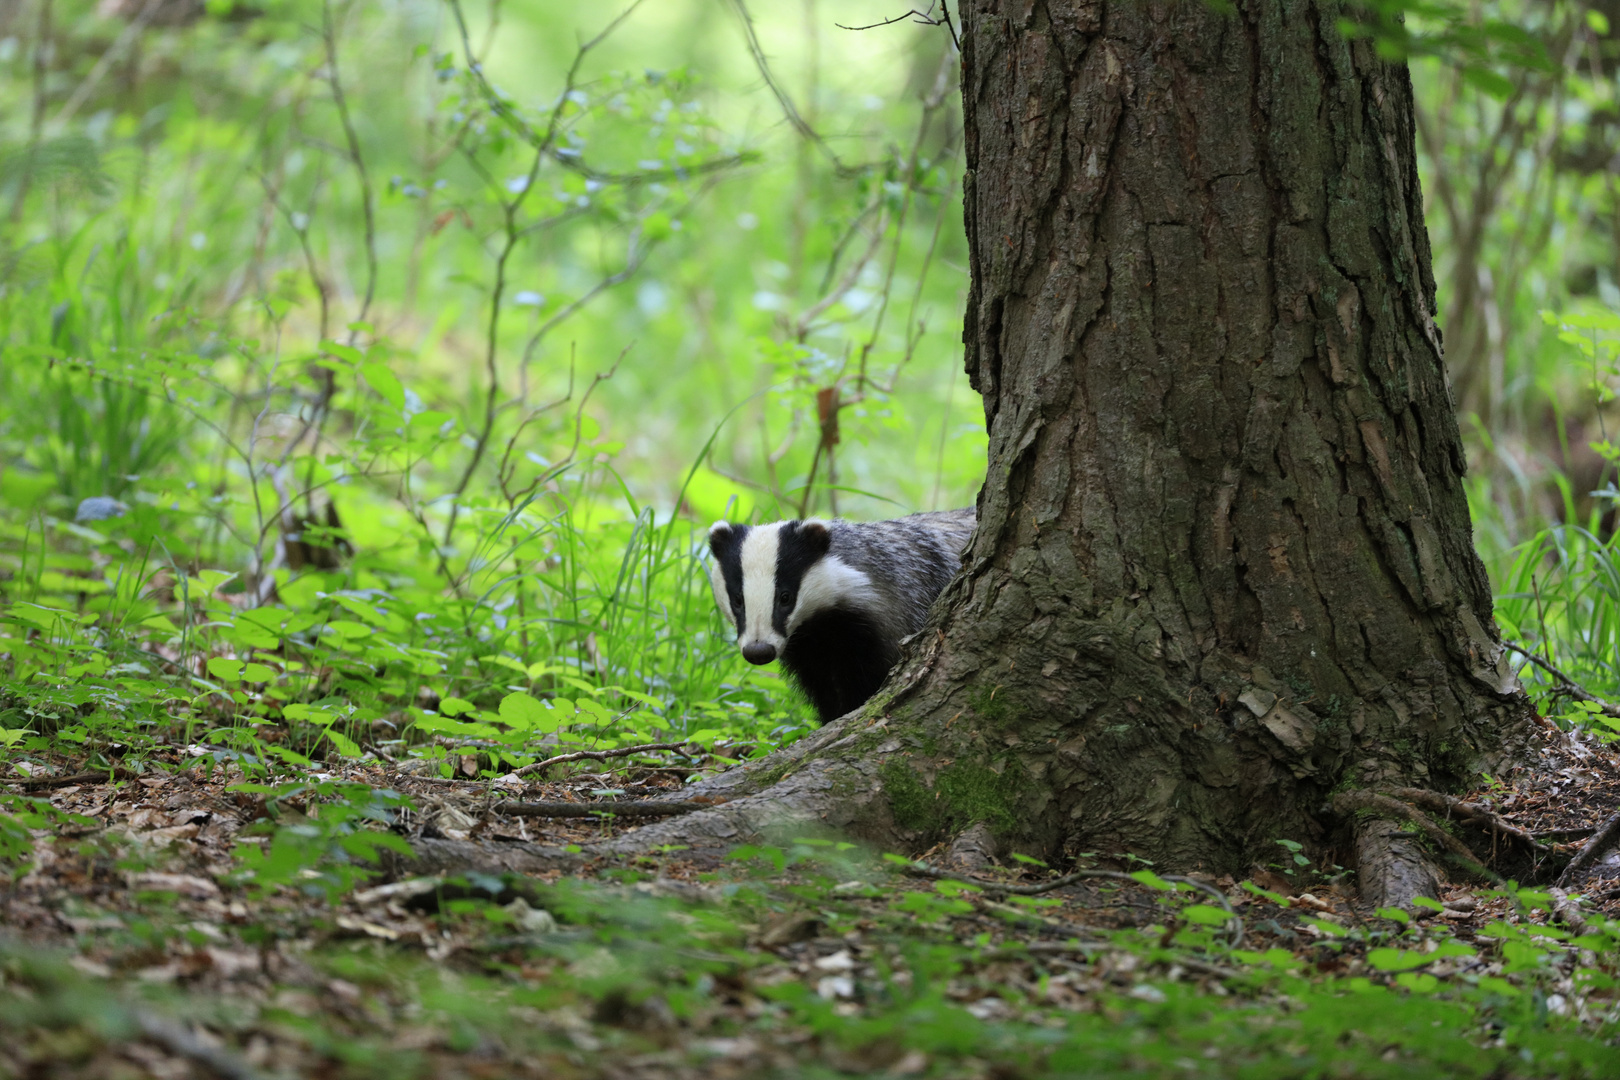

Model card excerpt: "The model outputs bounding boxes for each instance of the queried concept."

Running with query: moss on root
[880,756,1025,841]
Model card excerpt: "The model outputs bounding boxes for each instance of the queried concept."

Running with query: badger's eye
[776,588,792,606]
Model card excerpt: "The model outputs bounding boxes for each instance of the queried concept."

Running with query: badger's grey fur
[707,509,974,722]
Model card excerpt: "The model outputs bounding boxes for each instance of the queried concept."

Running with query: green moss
[968,686,1010,726]
[936,761,1021,834]
[881,759,937,834]
[879,757,1024,838]
[750,758,799,788]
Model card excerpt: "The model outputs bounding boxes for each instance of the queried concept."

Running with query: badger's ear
[798,519,832,558]
[708,521,737,557]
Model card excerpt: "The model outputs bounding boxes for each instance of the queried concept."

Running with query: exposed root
[1377,786,1549,854]
[1557,805,1620,888]
[946,822,1000,871]
[395,837,586,878]
[1334,791,1501,886]
[1549,887,1591,936]
[133,1009,270,1080]
[5,768,142,790]
[499,798,723,819]
[396,721,891,875]
[1351,817,1442,909]
[511,741,698,780]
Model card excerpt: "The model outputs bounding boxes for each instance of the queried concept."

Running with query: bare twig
[512,740,696,779]
[1557,805,1620,888]
[322,0,379,334]
[1506,642,1620,718]
[838,4,945,32]
[5,767,141,790]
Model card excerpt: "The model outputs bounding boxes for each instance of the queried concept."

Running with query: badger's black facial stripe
[710,524,749,629]
[772,521,830,636]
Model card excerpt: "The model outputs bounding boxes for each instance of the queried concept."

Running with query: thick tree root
[946,822,1000,870]
[393,837,587,878]
[396,719,893,875]
[1350,818,1442,909]
[1549,887,1591,936]
[1334,791,1501,889]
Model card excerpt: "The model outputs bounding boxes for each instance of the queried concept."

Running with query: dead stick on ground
[4,768,142,790]
[1506,643,1620,718]
[1558,806,1620,888]
[1333,791,1503,884]
[1378,786,1549,853]
[511,741,696,779]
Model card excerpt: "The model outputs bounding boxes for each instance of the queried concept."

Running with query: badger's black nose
[741,642,777,665]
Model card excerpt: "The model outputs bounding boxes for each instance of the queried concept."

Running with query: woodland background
[2,0,1620,1077]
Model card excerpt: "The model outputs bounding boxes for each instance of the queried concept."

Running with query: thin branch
[1506,642,1620,717]
[50,0,164,129]
[133,1010,271,1080]
[727,0,864,177]
[322,0,379,331]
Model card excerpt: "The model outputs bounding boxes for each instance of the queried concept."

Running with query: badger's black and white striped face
[707,519,873,666]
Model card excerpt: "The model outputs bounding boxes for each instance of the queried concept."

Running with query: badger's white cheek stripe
[739,524,787,650]
[709,562,735,634]
[788,556,875,634]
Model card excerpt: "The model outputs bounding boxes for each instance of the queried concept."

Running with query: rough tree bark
[413,0,1538,905]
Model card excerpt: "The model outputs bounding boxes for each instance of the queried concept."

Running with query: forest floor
[4,722,1620,1079]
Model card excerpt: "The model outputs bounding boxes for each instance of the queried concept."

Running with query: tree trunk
[443,0,1538,905]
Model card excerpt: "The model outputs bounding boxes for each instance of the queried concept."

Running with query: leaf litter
[4,720,1620,1078]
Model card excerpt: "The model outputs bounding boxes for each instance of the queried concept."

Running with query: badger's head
[707,518,868,665]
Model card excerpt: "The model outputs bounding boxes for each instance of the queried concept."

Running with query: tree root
[396,719,889,874]
[393,837,587,878]
[1549,887,1591,936]
[1349,817,1443,909]
[1334,791,1502,892]
[1557,805,1620,888]
[946,822,1000,870]
[1377,787,1549,855]
[510,741,698,780]
[497,798,725,819]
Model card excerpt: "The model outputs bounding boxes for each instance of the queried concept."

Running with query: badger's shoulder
[826,510,973,572]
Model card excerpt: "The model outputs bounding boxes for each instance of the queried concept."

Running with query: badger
[707,509,975,722]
